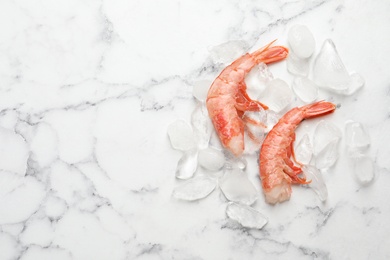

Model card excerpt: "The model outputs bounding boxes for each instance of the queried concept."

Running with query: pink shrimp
[206,41,288,156]
[259,101,336,204]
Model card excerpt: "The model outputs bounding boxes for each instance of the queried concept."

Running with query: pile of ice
[168,26,370,230]
[168,101,267,229]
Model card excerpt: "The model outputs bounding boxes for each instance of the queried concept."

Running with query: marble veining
[1,0,390,259]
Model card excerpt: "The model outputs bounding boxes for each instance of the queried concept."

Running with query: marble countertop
[1,0,390,259]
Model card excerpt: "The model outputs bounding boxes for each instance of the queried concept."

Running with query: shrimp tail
[302,100,336,119]
[252,39,289,64]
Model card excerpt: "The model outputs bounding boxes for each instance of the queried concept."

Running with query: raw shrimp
[206,41,288,156]
[259,101,336,204]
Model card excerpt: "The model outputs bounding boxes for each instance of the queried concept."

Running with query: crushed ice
[168,27,369,226]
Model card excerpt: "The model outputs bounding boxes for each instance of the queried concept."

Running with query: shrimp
[206,41,288,156]
[259,101,336,204]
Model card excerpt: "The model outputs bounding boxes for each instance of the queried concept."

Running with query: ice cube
[260,79,293,113]
[257,62,274,81]
[198,147,225,171]
[175,149,198,179]
[292,77,318,103]
[353,156,375,186]
[315,139,340,169]
[167,120,195,151]
[313,39,351,92]
[219,168,258,205]
[243,110,266,139]
[242,110,266,154]
[345,120,370,157]
[313,120,342,155]
[294,134,313,165]
[287,52,310,77]
[288,25,316,59]
[243,130,264,155]
[341,72,365,95]
[302,165,328,201]
[246,63,273,99]
[209,40,249,65]
[226,202,268,229]
[191,104,213,149]
[265,110,280,133]
[172,176,217,201]
[224,153,248,170]
[192,80,212,102]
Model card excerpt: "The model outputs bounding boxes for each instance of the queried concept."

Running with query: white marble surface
[1,0,390,259]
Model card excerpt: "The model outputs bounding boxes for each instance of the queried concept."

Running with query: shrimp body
[206,41,288,156]
[259,101,336,204]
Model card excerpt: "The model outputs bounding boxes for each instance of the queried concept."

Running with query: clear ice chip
[175,149,198,179]
[242,110,267,154]
[209,40,249,65]
[192,80,212,102]
[288,25,316,59]
[219,168,258,205]
[265,110,280,133]
[191,104,213,149]
[315,139,339,169]
[294,134,313,165]
[243,130,264,155]
[172,175,217,201]
[313,39,351,92]
[260,79,293,113]
[292,77,319,103]
[246,62,273,99]
[287,52,310,77]
[353,155,375,186]
[345,120,370,157]
[224,153,248,170]
[198,147,225,171]
[341,72,365,95]
[226,202,268,229]
[167,120,195,151]
[313,120,342,156]
[302,165,328,201]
